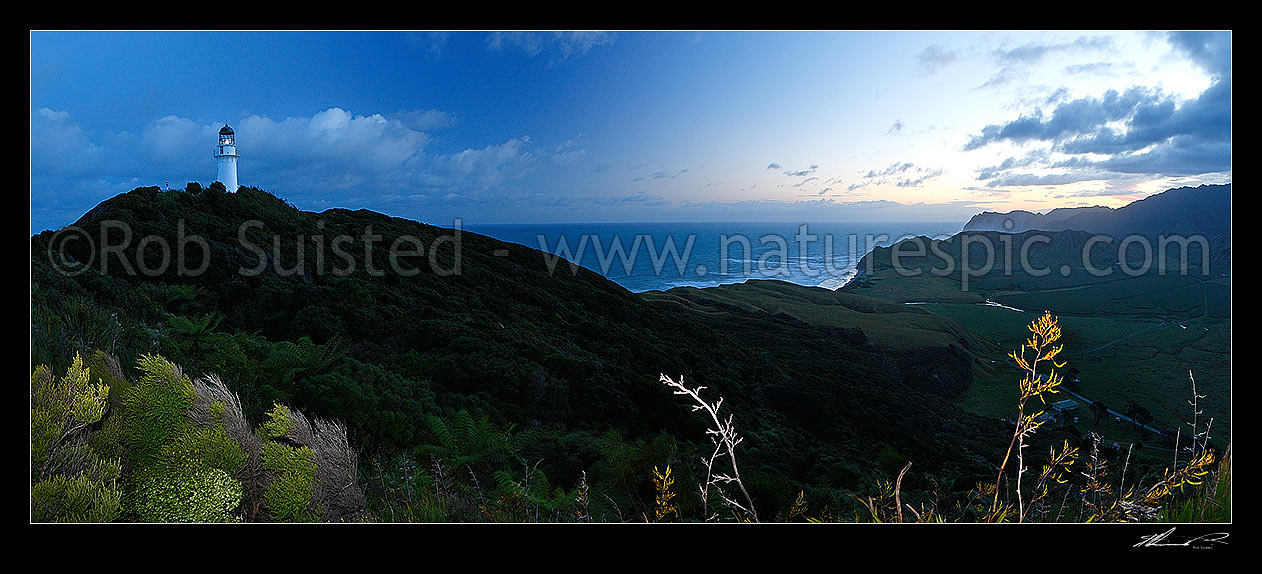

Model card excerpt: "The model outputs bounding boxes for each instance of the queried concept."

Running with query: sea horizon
[465,220,966,293]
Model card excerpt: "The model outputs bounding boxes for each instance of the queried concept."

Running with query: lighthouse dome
[219,124,235,136]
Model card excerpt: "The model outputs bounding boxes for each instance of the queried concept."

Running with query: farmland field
[843,237,1231,449]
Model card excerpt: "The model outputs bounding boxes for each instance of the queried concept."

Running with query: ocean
[464,221,964,293]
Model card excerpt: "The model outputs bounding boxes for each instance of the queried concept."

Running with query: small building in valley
[1049,399,1079,426]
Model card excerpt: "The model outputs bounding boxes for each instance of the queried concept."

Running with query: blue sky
[30,30,1231,232]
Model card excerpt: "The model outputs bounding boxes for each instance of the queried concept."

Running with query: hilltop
[964,184,1232,236]
[32,184,1011,518]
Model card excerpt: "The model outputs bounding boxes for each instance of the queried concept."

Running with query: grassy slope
[843,230,1231,448]
[642,279,986,350]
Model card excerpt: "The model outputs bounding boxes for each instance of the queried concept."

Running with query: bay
[465,221,964,293]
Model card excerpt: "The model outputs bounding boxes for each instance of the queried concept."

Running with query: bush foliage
[31,187,1228,523]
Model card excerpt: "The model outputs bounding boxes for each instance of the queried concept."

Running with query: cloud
[917,44,957,74]
[976,150,1050,180]
[977,36,1116,92]
[486,32,545,56]
[142,115,207,159]
[966,80,1228,155]
[782,164,818,177]
[1055,80,1229,157]
[486,31,616,62]
[983,172,1109,187]
[679,197,906,212]
[30,108,201,229]
[964,87,1158,151]
[616,191,670,206]
[1063,62,1120,77]
[888,119,905,135]
[31,108,105,177]
[977,66,1025,90]
[1167,31,1231,79]
[991,35,1114,66]
[391,109,457,131]
[553,32,617,59]
[408,31,449,59]
[864,162,914,178]
[30,106,568,230]
[426,136,537,191]
[766,162,782,170]
[896,168,943,188]
[967,52,1231,185]
[651,168,689,180]
[547,137,587,166]
[633,196,994,223]
[1059,186,1155,198]
[1056,138,1231,177]
[1043,87,1071,106]
[850,162,942,190]
[239,108,431,184]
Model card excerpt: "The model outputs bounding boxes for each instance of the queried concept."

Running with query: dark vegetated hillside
[964,184,1231,237]
[645,280,984,398]
[32,186,1009,510]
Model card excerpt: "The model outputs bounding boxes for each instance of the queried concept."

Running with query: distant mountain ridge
[964,184,1231,236]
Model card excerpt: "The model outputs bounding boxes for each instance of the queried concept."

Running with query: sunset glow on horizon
[31,30,1231,231]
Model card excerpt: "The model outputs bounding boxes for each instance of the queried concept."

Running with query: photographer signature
[1135,527,1229,548]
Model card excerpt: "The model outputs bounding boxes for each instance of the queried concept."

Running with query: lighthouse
[214,124,240,192]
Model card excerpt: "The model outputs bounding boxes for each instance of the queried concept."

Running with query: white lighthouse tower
[214,124,240,192]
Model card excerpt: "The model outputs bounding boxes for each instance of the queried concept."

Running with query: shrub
[30,354,121,522]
